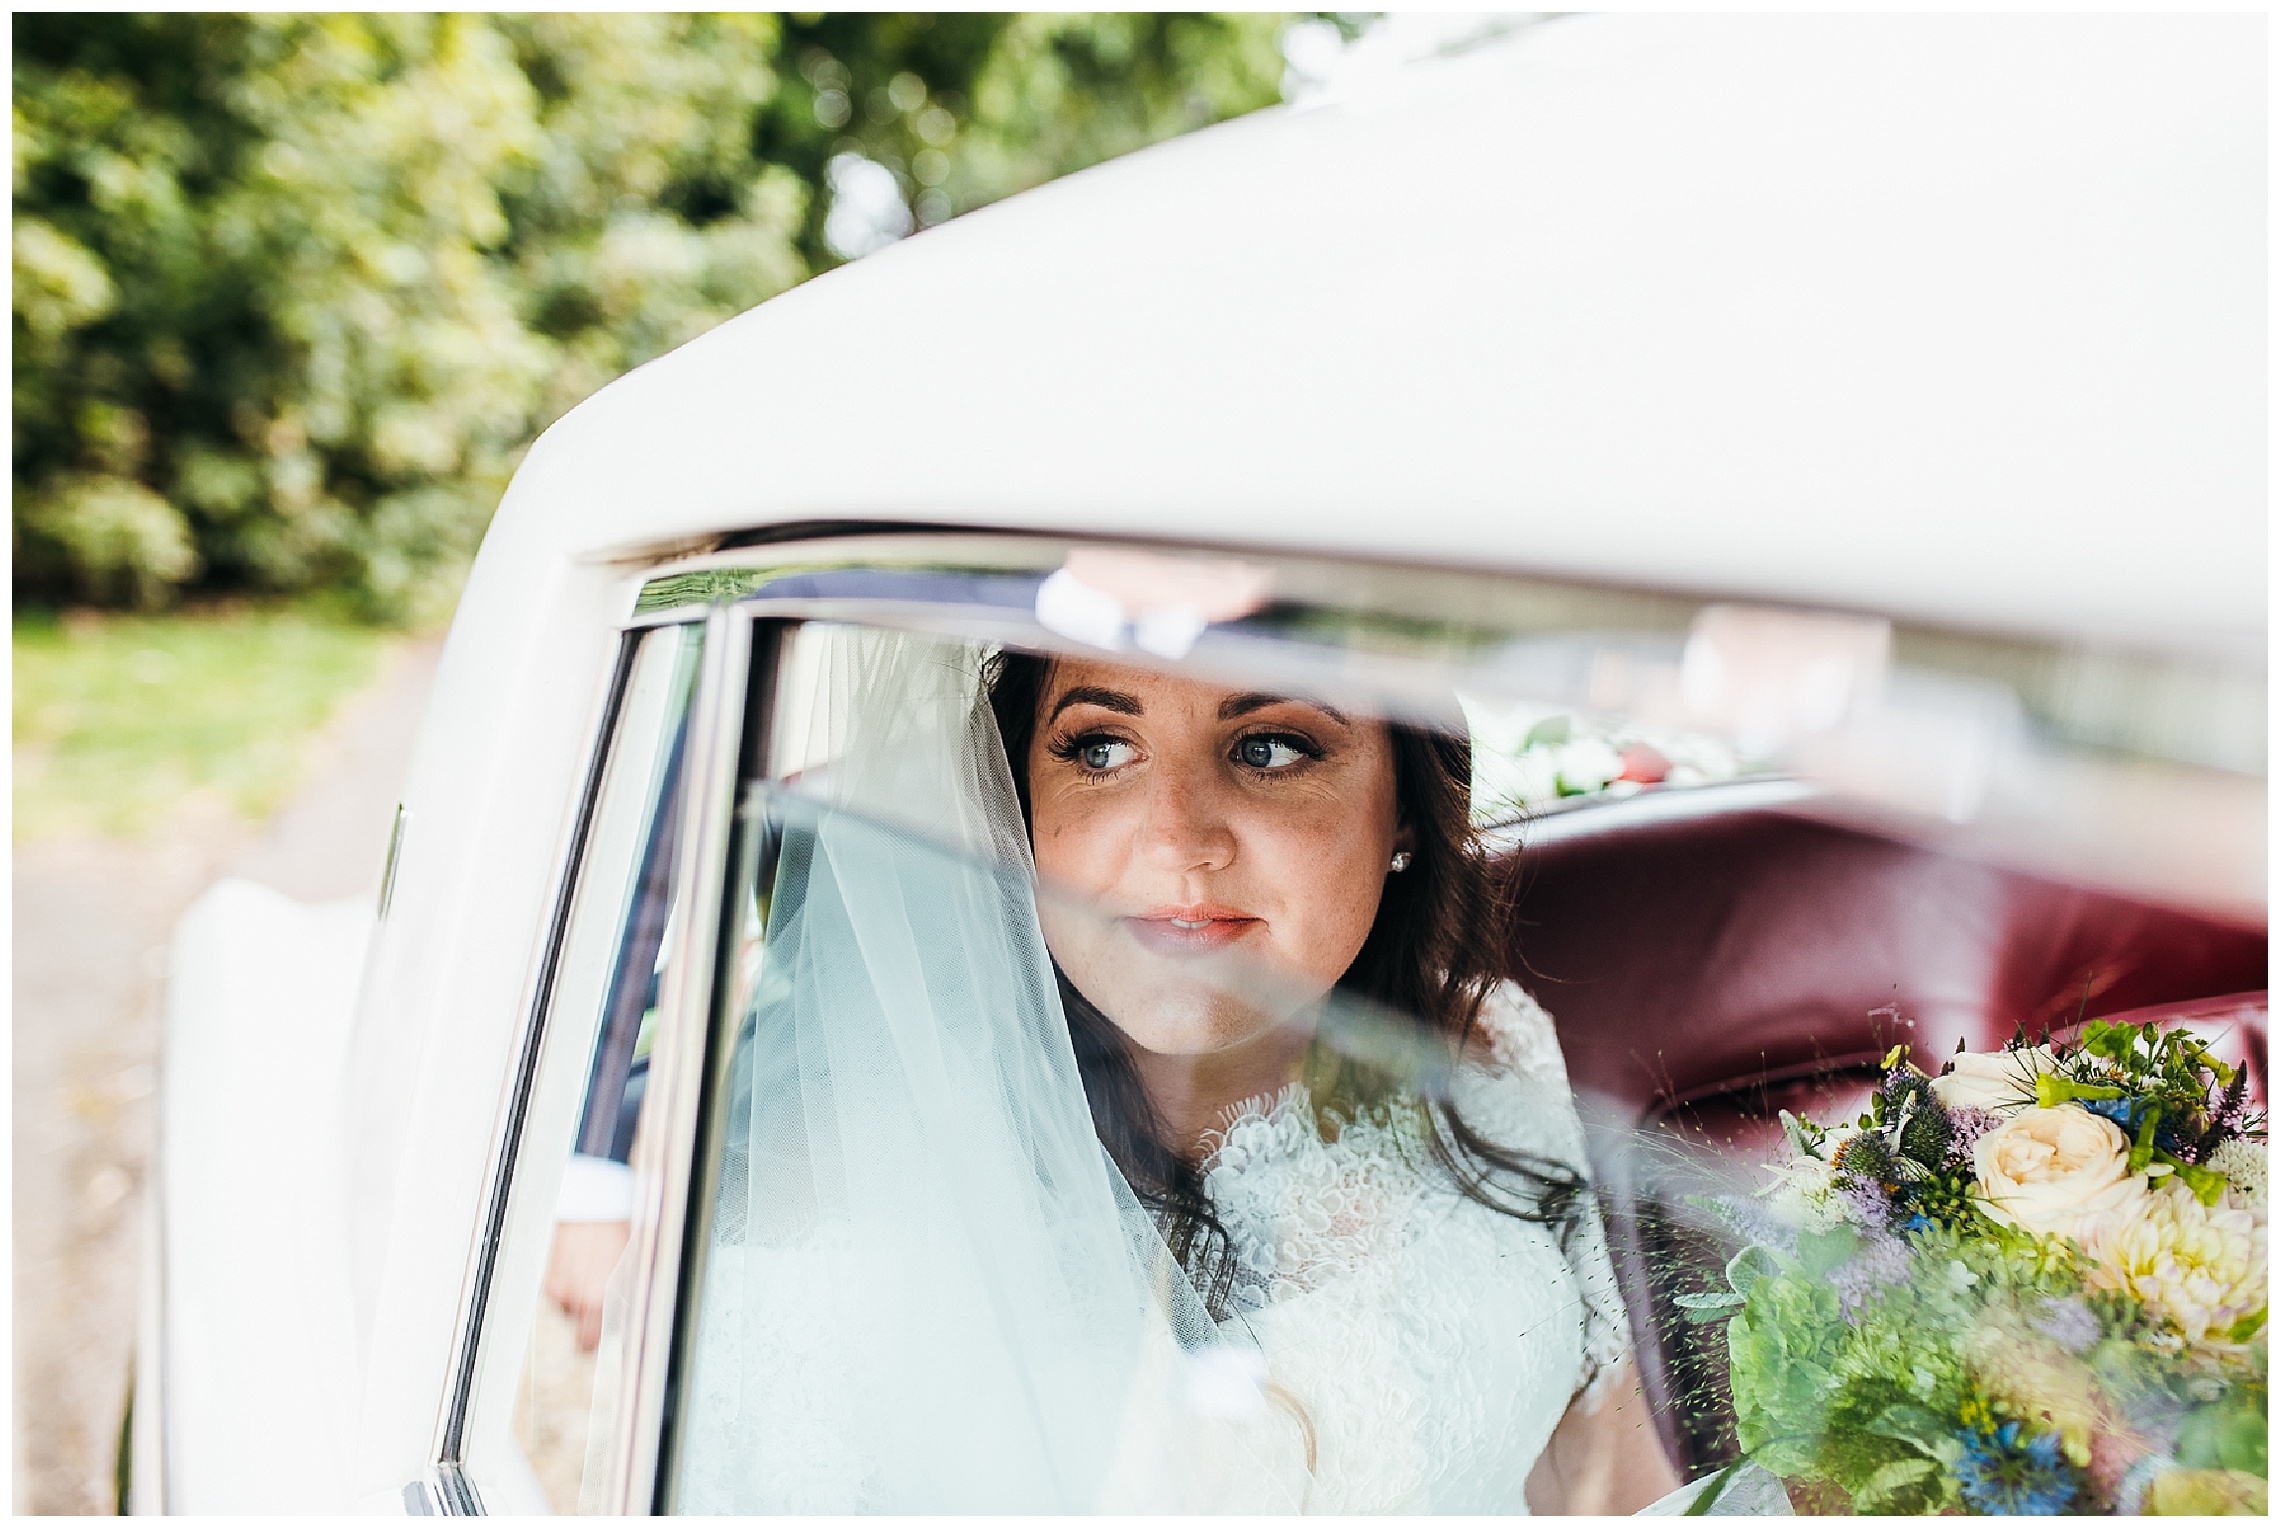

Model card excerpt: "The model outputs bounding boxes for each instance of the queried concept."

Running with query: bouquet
[1684,1019,2267,1515]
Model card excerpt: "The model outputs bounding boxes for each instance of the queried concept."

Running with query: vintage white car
[133,14,2262,1515]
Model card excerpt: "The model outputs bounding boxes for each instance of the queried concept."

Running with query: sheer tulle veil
[676,626,1309,1511]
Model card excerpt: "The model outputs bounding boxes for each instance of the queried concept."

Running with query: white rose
[1973,1104,2149,1255]
[1931,1045,2063,1115]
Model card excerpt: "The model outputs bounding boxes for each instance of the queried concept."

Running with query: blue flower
[1953,1422,2078,1516]
[2081,1097,2181,1155]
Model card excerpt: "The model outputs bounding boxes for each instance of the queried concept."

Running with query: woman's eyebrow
[1047,685,1144,722]
[1218,691,1350,725]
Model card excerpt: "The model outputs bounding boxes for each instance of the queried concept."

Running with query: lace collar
[1192,984,1562,1312]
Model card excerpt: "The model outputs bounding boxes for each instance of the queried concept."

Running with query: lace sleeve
[1470,983,1633,1410]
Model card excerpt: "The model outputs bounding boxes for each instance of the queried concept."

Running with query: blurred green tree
[13,13,1325,619]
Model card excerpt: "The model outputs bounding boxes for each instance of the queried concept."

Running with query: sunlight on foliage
[12,13,1313,620]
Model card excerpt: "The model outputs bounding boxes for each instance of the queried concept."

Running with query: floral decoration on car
[1681,1019,2268,1515]
[1461,704,1747,824]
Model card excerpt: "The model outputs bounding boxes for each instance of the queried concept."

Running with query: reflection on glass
[483,622,703,1513]
[669,621,2274,1515]
[670,627,1671,1512]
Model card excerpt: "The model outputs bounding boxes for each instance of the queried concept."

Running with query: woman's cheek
[1033,791,1128,896]
[1247,804,1387,980]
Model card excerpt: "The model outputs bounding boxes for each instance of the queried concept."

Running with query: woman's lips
[1123,904,1262,956]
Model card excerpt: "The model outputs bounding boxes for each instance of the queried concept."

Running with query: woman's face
[1026,659,1409,1058]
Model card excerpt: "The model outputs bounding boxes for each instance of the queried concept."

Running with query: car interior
[1498,782,2269,1473]
[512,576,2264,1510]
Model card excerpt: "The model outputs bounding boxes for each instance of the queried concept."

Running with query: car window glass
[458,621,704,1513]
[652,614,2268,1515]
[661,622,1632,1511]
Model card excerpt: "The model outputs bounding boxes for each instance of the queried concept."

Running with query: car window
[570,595,2263,1515]
[657,621,1639,1512]
[457,621,705,1513]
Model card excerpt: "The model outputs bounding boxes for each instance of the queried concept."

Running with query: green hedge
[14,14,1309,619]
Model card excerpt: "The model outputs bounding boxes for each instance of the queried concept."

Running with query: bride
[674,628,1687,1513]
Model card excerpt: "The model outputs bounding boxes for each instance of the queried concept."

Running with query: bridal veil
[673,625,1309,1512]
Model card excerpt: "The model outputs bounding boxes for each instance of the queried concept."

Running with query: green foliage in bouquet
[2042,1019,2247,1203]
[1688,1022,2268,1515]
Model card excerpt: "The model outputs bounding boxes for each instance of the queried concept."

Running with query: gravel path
[12,637,441,1514]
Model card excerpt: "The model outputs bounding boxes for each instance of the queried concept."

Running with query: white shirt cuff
[555,1153,634,1222]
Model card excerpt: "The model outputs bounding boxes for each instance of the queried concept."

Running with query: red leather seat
[1502,789,2264,1115]
[1492,785,2267,1471]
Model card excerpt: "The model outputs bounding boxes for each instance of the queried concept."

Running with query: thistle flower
[1886,1068,1953,1167]
[1835,1129,1895,1185]
[1944,1105,2001,1167]
[1953,1421,2079,1515]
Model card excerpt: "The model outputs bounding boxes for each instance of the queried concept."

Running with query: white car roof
[508,12,2263,661]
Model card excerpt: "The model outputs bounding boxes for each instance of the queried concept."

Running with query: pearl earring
[1389,851,1412,873]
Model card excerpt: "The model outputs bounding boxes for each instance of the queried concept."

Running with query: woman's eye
[1079,739,1136,771]
[1237,736,1309,770]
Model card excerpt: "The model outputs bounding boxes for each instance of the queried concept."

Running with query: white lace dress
[673,983,1628,1514]
[1195,981,1631,1514]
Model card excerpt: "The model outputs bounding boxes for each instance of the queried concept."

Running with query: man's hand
[544,1219,632,1352]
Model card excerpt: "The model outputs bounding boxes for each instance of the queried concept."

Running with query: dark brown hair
[986,649,1583,1319]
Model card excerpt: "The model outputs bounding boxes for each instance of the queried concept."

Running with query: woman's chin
[1103,994,1310,1063]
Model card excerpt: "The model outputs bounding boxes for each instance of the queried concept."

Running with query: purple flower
[1831,1228,1912,1318]
[2029,1295,2101,1355]
[1839,1176,1896,1232]
[1944,1105,2001,1166]
[2200,1082,2251,1157]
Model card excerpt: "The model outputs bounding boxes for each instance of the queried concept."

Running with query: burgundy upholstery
[1500,798,2265,1118]
[1490,789,2268,1472]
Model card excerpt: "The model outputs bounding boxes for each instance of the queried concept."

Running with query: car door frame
[423,527,2266,1513]
[426,602,752,1514]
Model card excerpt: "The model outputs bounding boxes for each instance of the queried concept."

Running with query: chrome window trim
[597,602,752,1513]
[651,617,787,1513]
[431,628,650,1508]
[1480,776,1828,853]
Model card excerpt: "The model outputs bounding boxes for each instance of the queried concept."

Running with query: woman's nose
[1136,759,1235,873]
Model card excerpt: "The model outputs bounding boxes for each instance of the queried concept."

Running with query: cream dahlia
[2089,1178,2267,1346]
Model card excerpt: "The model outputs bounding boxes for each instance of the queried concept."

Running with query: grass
[12,602,393,842]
